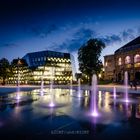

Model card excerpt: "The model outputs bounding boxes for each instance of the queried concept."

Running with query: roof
[115,36,140,54]
[25,50,69,56]
[104,54,114,57]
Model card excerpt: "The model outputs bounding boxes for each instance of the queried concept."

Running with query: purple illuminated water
[78,78,82,97]
[16,72,20,100]
[49,67,55,107]
[124,71,129,103]
[40,77,44,96]
[91,74,98,117]
[113,86,116,99]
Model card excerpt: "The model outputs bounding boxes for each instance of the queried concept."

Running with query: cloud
[121,28,135,41]
[137,27,140,35]
[100,34,122,45]
[46,27,97,53]
[99,27,140,46]
[31,24,58,38]
[74,28,97,39]
[60,28,97,51]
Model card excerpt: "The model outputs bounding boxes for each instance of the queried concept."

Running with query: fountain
[49,67,55,107]
[40,76,44,96]
[16,69,20,100]
[113,86,116,99]
[124,71,129,103]
[70,79,73,95]
[91,74,98,117]
[77,78,82,97]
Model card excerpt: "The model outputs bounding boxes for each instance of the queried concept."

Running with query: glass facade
[22,50,75,84]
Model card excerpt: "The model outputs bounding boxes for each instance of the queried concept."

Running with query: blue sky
[0,0,140,71]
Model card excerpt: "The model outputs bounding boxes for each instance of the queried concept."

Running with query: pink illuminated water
[124,71,129,103]
[91,74,98,117]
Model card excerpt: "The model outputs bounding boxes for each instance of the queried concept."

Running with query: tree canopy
[11,58,28,67]
[78,38,105,84]
[0,58,11,85]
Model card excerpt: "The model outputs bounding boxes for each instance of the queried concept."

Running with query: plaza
[0,0,140,139]
[0,78,140,140]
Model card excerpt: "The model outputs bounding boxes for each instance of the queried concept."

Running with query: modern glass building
[22,50,76,84]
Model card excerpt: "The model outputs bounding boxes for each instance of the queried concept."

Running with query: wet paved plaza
[0,88,140,140]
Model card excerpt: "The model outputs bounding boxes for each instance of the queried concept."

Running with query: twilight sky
[0,0,140,71]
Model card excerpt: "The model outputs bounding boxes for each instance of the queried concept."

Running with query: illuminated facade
[23,50,76,84]
[104,36,140,82]
[8,58,30,84]
[104,54,115,81]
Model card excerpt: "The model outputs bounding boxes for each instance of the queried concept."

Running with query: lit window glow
[125,56,131,64]
[134,54,140,63]
[118,57,122,65]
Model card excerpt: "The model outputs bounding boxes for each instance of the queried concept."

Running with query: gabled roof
[115,36,140,54]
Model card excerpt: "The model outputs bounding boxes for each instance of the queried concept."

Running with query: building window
[118,57,122,65]
[125,56,131,64]
[134,54,140,63]
[44,57,46,61]
[41,57,44,61]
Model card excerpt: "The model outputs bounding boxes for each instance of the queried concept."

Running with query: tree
[0,58,11,85]
[78,38,105,85]
[11,58,28,85]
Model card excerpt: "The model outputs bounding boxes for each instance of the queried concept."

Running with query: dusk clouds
[0,0,140,69]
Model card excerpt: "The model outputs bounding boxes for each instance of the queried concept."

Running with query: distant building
[104,54,115,81]
[22,50,76,84]
[104,36,140,82]
[8,58,29,84]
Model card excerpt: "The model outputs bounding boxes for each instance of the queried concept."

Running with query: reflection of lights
[125,99,129,103]
[104,92,110,112]
[49,102,55,107]
[98,91,102,108]
[84,97,88,107]
[16,94,20,100]
[91,111,99,117]
[40,91,44,96]
[70,89,73,96]
[85,90,89,96]
[78,93,82,98]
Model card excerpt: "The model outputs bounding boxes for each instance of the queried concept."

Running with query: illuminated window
[125,56,131,64]
[134,54,140,63]
[118,58,122,65]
